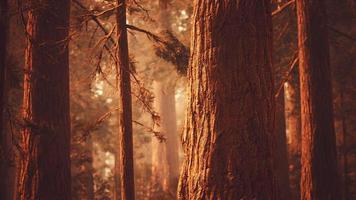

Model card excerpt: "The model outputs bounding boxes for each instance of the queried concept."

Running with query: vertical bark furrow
[115,0,135,200]
[178,1,278,199]
[17,1,71,199]
[297,0,339,199]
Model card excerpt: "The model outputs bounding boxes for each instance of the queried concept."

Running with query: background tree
[296,0,339,199]
[151,0,181,197]
[16,0,71,199]
[178,0,278,199]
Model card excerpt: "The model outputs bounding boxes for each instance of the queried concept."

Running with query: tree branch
[275,54,299,98]
[272,0,295,16]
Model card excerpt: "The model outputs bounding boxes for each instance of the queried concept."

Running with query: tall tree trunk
[152,0,180,195]
[178,1,278,199]
[152,81,169,192]
[274,88,291,200]
[114,0,135,199]
[284,77,301,200]
[0,0,9,199]
[152,79,179,195]
[296,0,339,199]
[16,0,71,199]
[162,81,179,195]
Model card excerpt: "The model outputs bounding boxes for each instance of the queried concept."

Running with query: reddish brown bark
[178,1,278,199]
[296,0,339,199]
[16,1,71,199]
[0,0,9,199]
[114,0,135,199]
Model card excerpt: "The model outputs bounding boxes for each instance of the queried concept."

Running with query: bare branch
[272,0,295,17]
[275,54,299,98]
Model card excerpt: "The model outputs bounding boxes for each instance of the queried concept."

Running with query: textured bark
[178,1,278,199]
[296,0,339,199]
[0,0,9,199]
[284,78,301,200]
[114,0,135,199]
[16,0,71,199]
[274,88,291,200]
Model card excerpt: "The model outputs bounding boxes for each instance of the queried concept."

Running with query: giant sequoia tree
[114,0,135,199]
[296,0,339,199]
[178,1,278,199]
[17,0,71,199]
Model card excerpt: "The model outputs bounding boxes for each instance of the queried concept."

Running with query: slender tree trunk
[284,78,301,200]
[114,0,135,199]
[162,82,179,194]
[152,79,179,195]
[274,88,291,200]
[152,81,169,192]
[152,0,180,195]
[0,0,9,199]
[178,1,278,199]
[16,0,71,199]
[296,0,339,199]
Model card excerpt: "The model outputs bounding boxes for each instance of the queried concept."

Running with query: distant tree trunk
[162,82,179,194]
[152,80,179,195]
[114,0,135,199]
[284,77,301,200]
[178,1,278,199]
[151,0,180,195]
[296,0,339,199]
[274,88,291,200]
[152,81,169,191]
[16,0,71,199]
[0,0,9,199]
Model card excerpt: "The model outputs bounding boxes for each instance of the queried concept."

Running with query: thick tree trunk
[0,0,9,199]
[178,1,278,199]
[274,88,291,200]
[16,0,71,199]
[114,0,135,200]
[296,0,339,199]
[284,78,301,200]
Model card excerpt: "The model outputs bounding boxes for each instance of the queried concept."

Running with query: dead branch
[272,0,295,17]
[275,54,299,98]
